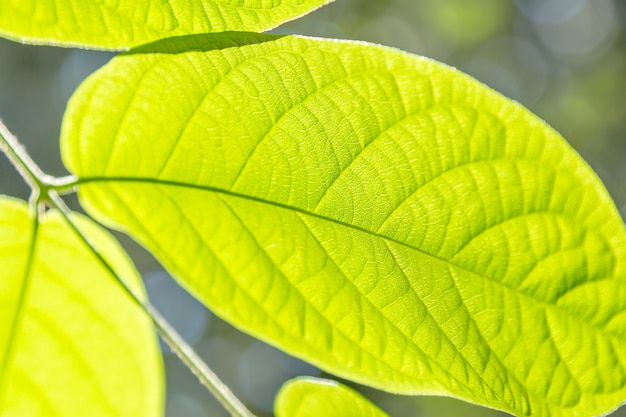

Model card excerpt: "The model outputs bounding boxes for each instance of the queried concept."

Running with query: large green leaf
[0,0,331,50]
[275,377,390,417]
[0,197,163,416]
[61,33,626,416]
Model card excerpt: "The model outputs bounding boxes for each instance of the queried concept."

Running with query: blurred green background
[1,0,625,416]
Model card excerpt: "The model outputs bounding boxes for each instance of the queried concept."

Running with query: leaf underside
[0,0,332,50]
[0,197,163,417]
[61,33,626,417]
[275,377,390,417]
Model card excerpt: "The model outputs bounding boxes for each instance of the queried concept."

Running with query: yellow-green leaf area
[61,33,626,417]
[0,0,332,50]
[275,377,390,417]
[0,197,163,417]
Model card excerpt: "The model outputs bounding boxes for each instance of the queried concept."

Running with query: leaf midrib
[76,176,624,344]
[96,178,515,412]
[0,208,39,409]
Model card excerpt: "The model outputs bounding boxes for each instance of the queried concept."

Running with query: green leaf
[0,196,163,416]
[0,0,332,50]
[275,377,390,417]
[61,33,626,417]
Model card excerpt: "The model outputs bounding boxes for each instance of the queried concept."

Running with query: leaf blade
[0,0,332,50]
[62,33,626,416]
[0,197,163,416]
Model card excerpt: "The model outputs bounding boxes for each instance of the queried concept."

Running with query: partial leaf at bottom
[61,33,626,417]
[275,377,390,417]
[0,197,163,416]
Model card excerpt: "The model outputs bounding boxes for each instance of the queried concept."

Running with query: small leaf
[275,377,390,417]
[0,0,332,50]
[0,197,163,416]
[61,33,626,417]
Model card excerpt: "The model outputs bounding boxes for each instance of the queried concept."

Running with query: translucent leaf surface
[275,377,390,417]
[0,197,163,416]
[61,33,626,416]
[0,0,331,50]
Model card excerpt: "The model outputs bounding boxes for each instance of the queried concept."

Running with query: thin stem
[47,191,256,417]
[48,174,79,194]
[0,120,78,196]
[0,119,253,416]
[0,119,47,192]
